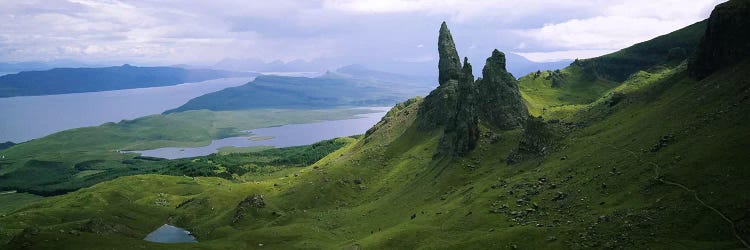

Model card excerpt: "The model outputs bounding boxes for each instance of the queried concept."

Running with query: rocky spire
[438,21,462,85]
[476,49,529,129]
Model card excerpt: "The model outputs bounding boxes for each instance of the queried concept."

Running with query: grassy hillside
[518,20,707,117]
[0,109,376,195]
[2,57,749,248]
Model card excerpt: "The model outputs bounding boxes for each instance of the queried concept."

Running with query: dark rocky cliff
[689,0,750,78]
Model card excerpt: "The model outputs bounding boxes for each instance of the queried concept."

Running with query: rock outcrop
[507,116,557,164]
[689,0,750,79]
[477,50,529,129]
[417,22,529,156]
[232,194,265,223]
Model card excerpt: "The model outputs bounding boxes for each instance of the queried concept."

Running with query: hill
[164,66,433,113]
[518,20,707,116]
[0,65,255,97]
[2,1,750,249]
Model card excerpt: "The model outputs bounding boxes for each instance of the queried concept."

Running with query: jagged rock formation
[689,0,750,79]
[438,22,462,86]
[477,50,529,129]
[417,22,529,156]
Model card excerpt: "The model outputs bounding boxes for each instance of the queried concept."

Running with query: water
[143,224,197,243]
[132,108,389,159]
[0,77,252,142]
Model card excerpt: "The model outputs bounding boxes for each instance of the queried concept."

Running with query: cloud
[397,55,434,63]
[0,0,726,70]
[513,50,615,62]
[516,0,724,51]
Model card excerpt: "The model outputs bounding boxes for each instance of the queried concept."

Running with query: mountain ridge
[164,65,433,114]
[0,65,256,97]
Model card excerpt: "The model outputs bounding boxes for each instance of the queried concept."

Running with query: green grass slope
[518,20,707,117]
[3,58,749,249]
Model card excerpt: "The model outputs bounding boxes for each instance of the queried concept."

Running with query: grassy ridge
[518,20,707,117]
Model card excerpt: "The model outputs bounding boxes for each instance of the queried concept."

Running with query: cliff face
[689,0,750,79]
[417,22,529,156]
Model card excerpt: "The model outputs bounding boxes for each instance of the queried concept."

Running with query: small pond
[143,224,197,243]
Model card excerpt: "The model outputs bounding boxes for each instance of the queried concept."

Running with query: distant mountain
[0,60,102,74]
[165,65,433,113]
[212,53,570,81]
[213,58,339,73]
[505,53,573,77]
[0,65,257,97]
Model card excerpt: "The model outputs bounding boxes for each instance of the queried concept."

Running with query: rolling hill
[1,1,749,249]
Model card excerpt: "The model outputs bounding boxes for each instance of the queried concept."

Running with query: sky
[0,0,725,73]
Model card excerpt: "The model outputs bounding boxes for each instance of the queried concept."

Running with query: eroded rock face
[477,50,529,130]
[438,21,462,86]
[417,82,458,130]
[689,0,750,79]
[439,58,480,156]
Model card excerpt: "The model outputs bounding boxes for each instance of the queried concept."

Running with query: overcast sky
[0,0,724,68]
